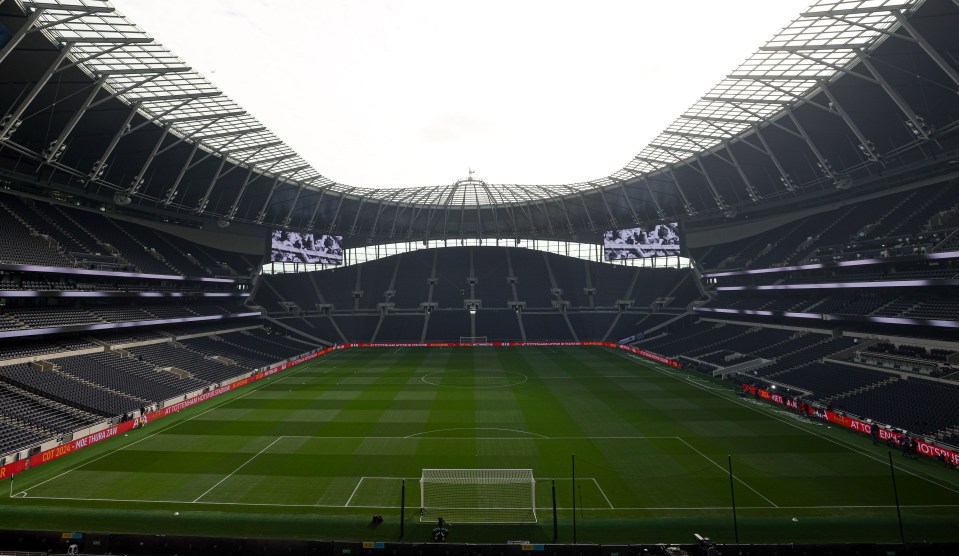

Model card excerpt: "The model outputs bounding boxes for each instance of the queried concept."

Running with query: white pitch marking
[404,427,548,439]
[592,478,615,509]
[18,352,346,496]
[193,437,284,503]
[20,494,959,512]
[611,349,959,496]
[676,437,779,508]
[344,477,365,507]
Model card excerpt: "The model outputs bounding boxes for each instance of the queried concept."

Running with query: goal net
[459,336,489,344]
[419,468,536,524]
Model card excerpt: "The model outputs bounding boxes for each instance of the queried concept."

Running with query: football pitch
[2,346,958,544]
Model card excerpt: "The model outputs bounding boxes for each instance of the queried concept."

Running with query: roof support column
[163,132,250,206]
[723,142,760,201]
[752,126,795,192]
[43,77,106,162]
[123,125,170,199]
[854,49,931,140]
[1,42,75,141]
[666,166,696,216]
[306,188,328,231]
[892,12,959,92]
[0,8,45,67]
[617,180,640,224]
[785,109,836,183]
[87,102,139,186]
[327,192,348,233]
[817,81,879,161]
[348,197,367,236]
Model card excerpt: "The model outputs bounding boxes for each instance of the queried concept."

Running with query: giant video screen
[270,230,343,264]
[604,222,680,260]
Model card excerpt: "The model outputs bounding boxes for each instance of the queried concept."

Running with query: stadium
[1,0,958,554]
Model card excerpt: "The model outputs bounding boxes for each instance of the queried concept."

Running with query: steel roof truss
[195,147,276,214]
[306,187,327,231]
[0,9,46,66]
[163,130,247,205]
[326,190,348,233]
[891,12,959,90]
[86,101,138,185]
[347,197,366,236]
[723,141,760,201]
[752,125,795,191]
[666,166,696,216]
[43,76,105,162]
[124,124,169,197]
[1,42,75,141]
[154,117,218,156]
[642,176,668,220]
[818,81,878,162]
[853,49,932,140]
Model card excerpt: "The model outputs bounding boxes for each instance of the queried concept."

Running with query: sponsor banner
[617,344,683,368]
[742,383,959,465]
[0,347,337,482]
[352,341,618,348]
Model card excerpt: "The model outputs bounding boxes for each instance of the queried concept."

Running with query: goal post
[419,468,536,524]
[459,336,489,344]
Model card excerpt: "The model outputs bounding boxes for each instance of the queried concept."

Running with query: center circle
[421,370,528,388]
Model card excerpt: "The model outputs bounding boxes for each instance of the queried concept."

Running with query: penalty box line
[15,494,959,512]
[342,476,614,510]
[613,349,959,498]
[14,351,347,500]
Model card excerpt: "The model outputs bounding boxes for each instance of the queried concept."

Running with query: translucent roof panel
[16,0,924,208]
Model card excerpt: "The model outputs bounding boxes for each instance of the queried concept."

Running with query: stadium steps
[583,260,596,308]
[103,219,182,275]
[933,228,959,253]
[218,336,282,360]
[370,314,385,342]
[515,311,527,341]
[601,313,622,342]
[930,425,959,444]
[785,206,859,265]
[146,229,211,275]
[305,272,328,305]
[887,185,953,236]
[745,219,806,268]
[859,189,921,237]
[49,364,149,405]
[561,312,579,342]
[0,380,99,427]
[22,202,92,254]
[51,205,135,269]
[0,408,55,437]
[822,376,900,404]
[265,316,333,345]
[0,199,41,235]
[619,268,642,307]
[352,265,363,311]
[503,248,520,302]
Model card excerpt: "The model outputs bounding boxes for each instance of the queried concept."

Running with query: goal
[459,336,489,344]
[419,468,536,524]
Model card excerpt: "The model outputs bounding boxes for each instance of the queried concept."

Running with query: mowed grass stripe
[5,346,959,544]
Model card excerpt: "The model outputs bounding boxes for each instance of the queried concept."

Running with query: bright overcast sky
[111,0,811,189]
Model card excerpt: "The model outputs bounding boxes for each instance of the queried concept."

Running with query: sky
[111,0,813,189]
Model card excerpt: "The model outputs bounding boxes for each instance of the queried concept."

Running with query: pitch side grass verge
[1,346,957,544]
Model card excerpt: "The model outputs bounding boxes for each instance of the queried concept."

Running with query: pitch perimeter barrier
[0,341,682,481]
[0,346,341,481]
[742,383,959,466]
[344,341,684,370]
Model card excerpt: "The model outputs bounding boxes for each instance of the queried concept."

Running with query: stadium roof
[1,0,958,242]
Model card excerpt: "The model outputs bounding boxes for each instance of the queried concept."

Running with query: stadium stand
[2,2,959,547]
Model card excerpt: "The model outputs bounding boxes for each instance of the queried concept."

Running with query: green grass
[2,346,958,544]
